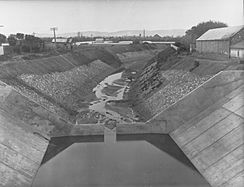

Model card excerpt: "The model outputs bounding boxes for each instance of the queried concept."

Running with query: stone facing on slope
[19,60,115,111]
[134,70,211,120]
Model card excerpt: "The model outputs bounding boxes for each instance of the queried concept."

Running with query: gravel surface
[134,70,212,120]
[19,60,115,111]
[7,80,73,122]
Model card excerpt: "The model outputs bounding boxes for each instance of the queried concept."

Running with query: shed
[196,25,244,56]
[94,38,104,43]
[230,41,244,58]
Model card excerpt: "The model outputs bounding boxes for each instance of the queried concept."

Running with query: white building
[0,46,3,56]
[0,43,10,56]
[94,38,104,43]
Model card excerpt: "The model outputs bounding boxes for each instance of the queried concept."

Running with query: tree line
[0,20,228,54]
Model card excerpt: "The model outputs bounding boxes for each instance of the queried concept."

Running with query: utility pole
[243,0,244,24]
[50,27,58,44]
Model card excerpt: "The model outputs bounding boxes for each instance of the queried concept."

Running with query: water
[87,71,137,123]
[33,134,210,187]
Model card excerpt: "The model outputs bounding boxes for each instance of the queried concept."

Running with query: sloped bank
[128,47,240,121]
[0,44,161,124]
[19,60,114,111]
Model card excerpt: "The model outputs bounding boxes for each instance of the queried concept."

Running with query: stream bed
[76,70,139,126]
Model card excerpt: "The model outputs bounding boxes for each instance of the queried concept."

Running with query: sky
[0,0,243,35]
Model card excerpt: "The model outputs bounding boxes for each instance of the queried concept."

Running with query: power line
[50,27,58,44]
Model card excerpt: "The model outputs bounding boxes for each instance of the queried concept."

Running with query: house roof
[231,41,244,49]
[196,25,244,41]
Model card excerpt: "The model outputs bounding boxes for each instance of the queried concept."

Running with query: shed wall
[196,40,229,55]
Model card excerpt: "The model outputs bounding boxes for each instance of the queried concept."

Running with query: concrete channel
[0,64,243,186]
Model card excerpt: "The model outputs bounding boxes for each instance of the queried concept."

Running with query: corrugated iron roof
[231,41,244,49]
[196,25,244,41]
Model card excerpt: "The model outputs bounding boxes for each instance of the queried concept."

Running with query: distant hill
[36,29,186,38]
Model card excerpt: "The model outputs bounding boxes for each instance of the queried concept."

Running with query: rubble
[134,69,211,120]
[19,60,115,111]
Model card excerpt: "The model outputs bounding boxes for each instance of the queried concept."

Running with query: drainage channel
[77,70,139,125]
[33,131,210,187]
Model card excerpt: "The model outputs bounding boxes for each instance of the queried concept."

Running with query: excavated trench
[0,44,164,128]
[3,45,243,187]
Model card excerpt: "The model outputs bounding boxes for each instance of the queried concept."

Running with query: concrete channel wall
[0,81,104,138]
[0,110,49,187]
[117,70,244,187]
[1,65,244,187]
[0,81,105,187]
[169,71,244,187]
[147,70,244,133]
[0,47,164,186]
[0,83,49,187]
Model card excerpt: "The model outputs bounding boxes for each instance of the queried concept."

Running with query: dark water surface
[33,132,210,187]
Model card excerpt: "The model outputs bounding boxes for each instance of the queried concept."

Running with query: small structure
[153,34,161,39]
[170,43,179,51]
[230,41,244,58]
[94,38,104,43]
[0,43,10,56]
[0,46,3,55]
[118,41,133,44]
[51,37,73,49]
[196,25,244,57]
[190,43,196,52]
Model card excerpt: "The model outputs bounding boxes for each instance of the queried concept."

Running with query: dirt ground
[0,44,165,125]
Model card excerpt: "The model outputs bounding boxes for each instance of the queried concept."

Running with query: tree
[7,35,17,46]
[16,33,24,40]
[184,20,227,44]
[0,33,6,44]
[24,34,43,52]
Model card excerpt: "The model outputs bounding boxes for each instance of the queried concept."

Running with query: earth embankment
[0,44,164,124]
[129,47,244,121]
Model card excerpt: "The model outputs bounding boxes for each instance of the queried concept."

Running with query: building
[0,46,3,55]
[196,26,244,57]
[230,40,244,58]
[52,38,73,44]
[0,43,11,56]
[94,38,104,43]
[153,34,161,39]
[51,37,73,49]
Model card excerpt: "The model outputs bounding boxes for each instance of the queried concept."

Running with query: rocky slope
[0,44,163,124]
[128,47,239,121]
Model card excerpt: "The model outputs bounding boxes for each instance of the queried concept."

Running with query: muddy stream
[78,70,138,124]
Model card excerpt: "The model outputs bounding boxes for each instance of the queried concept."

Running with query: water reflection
[117,134,197,171]
[35,133,210,187]
[41,135,104,165]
